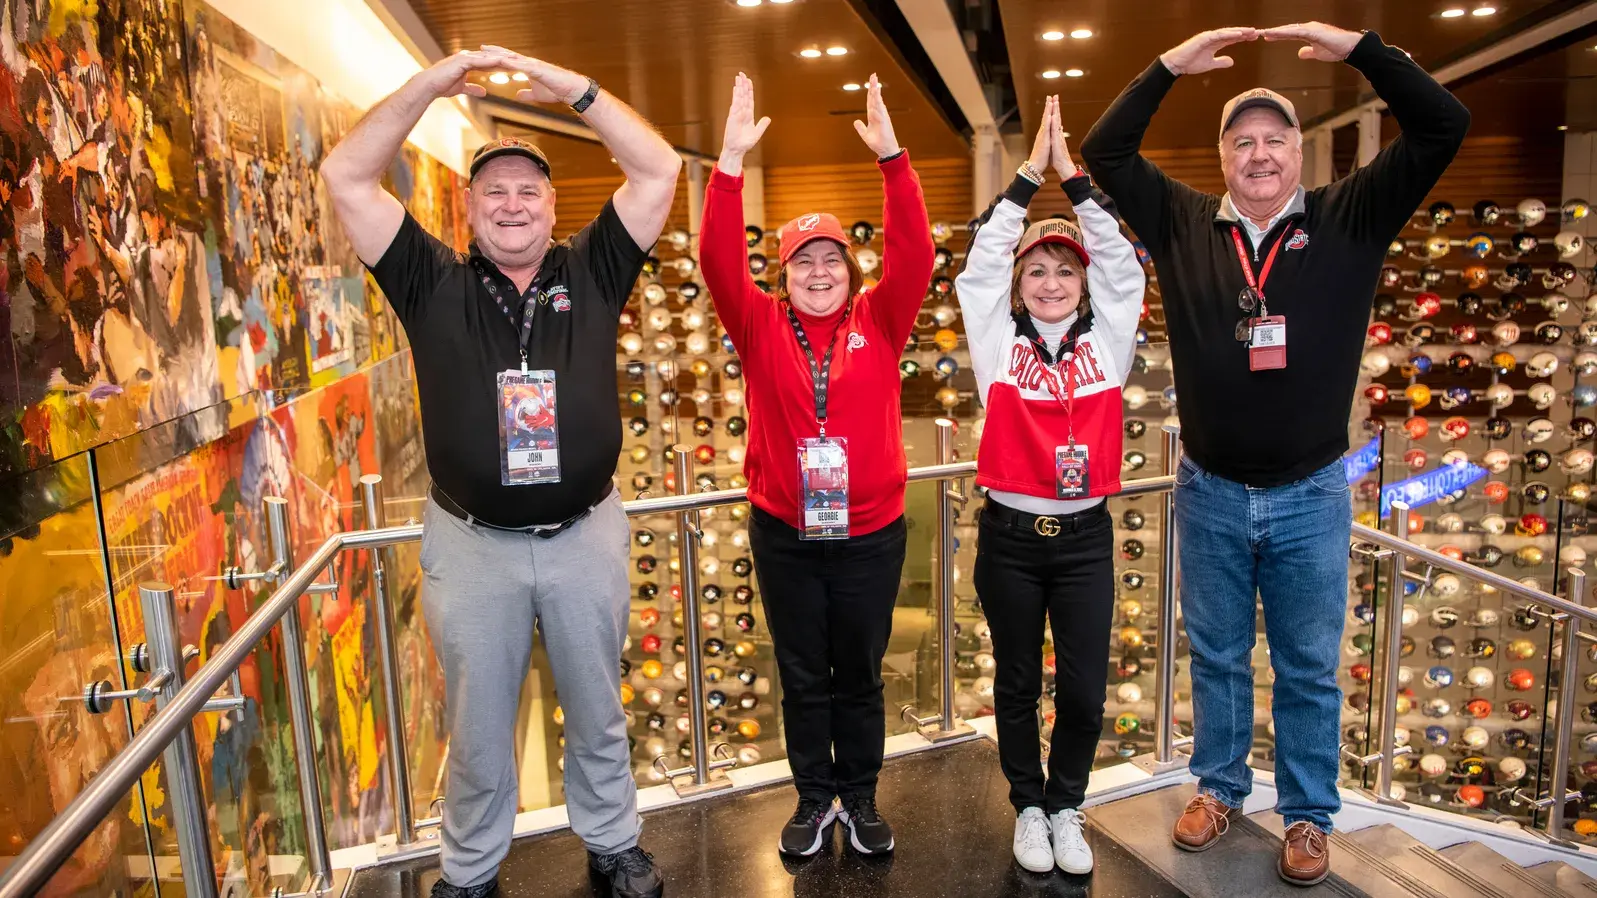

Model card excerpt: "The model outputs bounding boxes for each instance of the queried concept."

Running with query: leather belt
[429,482,612,539]
[982,499,1106,537]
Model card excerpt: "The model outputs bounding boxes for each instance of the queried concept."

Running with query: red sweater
[701,153,934,536]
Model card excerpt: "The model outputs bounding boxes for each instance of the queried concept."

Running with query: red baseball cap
[778,213,850,266]
[1017,218,1090,267]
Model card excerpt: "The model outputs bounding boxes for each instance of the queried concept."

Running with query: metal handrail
[3,452,1583,896]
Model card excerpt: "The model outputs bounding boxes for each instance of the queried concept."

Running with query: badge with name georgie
[497,370,561,485]
[798,437,849,539]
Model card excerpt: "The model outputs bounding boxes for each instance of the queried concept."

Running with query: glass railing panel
[894,476,943,737]
[0,452,158,895]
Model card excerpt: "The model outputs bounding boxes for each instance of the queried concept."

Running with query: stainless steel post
[361,475,415,848]
[266,497,334,881]
[1375,501,1411,804]
[1548,567,1587,840]
[141,581,219,898]
[670,447,734,796]
[920,418,974,743]
[1154,426,1183,764]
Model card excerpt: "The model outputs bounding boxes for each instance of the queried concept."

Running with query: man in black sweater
[1082,22,1468,886]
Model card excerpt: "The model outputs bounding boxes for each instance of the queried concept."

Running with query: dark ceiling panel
[406,0,972,168]
[997,0,1577,149]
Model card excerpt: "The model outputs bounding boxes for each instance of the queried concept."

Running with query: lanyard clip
[520,349,528,373]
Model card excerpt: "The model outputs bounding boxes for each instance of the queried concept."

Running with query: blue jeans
[1174,456,1351,833]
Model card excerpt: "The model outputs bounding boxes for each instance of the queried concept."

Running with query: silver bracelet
[1018,162,1044,185]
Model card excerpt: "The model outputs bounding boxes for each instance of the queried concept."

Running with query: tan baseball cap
[1219,88,1299,138]
[1018,218,1089,267]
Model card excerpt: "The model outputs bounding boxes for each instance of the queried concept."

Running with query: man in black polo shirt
[320,45,680,898]
[1082,22,1468,886]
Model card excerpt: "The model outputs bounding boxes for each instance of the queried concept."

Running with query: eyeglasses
[1234,287,1267,342]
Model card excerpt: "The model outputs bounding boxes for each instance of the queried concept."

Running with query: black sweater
[1081,31,1470,487]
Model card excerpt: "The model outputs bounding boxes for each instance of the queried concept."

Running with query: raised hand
[1024,95,1056,180]
[853,74,901,158]
[478,45,592,105]
[1159,27,1259,76]
[1050,108,1077,180]
[1260,22,1361,62]
[417,48,513,99]
[720,73,771,160]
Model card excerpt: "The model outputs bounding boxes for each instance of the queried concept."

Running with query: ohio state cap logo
[797,213,822,232]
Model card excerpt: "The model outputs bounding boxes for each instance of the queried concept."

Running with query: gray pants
[420,489,640,887]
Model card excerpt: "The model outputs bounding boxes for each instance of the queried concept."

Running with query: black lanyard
[472,257,540,368]
[784,300,852,438]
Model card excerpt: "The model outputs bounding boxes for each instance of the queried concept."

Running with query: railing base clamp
[1511,787,1582,810]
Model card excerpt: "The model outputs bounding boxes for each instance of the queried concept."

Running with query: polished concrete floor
[346,739,1186,897]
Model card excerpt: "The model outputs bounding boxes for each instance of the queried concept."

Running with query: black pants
[750,506,907,802]
[974,498,1116,812]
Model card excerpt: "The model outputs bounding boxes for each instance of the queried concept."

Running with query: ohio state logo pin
[1286,229,1309,251]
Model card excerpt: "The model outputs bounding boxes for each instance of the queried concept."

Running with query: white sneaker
[1052,808,1094,874]
[1013,807,1054,873]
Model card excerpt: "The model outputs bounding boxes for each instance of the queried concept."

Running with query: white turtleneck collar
[1031,312,1078,355]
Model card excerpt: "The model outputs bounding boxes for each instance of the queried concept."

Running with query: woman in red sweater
[700,72,934,859]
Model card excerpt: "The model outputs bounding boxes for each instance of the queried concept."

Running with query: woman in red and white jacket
[954,96,1146,877]
[700,73,934,860]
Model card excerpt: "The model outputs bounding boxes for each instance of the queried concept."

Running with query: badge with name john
[497,370,561,485]
[1247,315,1287,371]
[798,437,849,540]
[1055,445,1090,499]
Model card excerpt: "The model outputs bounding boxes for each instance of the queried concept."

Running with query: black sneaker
[588,846,665,898]
[429,877,499,898]
[779,797,839,856]
[839,795,894,855]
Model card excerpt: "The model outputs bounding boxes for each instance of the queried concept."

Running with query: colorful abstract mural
[0,0,463,892]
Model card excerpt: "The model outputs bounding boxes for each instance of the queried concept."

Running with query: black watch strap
[570,79,601,114]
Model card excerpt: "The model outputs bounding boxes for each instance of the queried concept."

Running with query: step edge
[1403,842,1515,898]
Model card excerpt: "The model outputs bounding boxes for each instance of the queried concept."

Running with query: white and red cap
[1219,87,1300,138]
[778,212,850,266]
[1017,218,1089,267]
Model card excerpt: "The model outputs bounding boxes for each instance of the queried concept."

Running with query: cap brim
[1018,234,1090,268]
[470,148,553,181]
[1222,98,1298,135]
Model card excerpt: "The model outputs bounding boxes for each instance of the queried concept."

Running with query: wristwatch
[570,78,601,114]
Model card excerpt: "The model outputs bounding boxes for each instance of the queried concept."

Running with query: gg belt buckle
[1033,515,1061,537]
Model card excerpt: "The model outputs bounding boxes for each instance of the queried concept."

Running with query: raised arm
[491,47,682,250]
[700,73,769,348]
[320,49,508,266]
[1080,28,1256,254]
[956,97,1059,400]
[852,75,934,345]
[1263,24,1471,240]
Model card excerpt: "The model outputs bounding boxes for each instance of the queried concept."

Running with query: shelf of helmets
[1341,196,1596,828]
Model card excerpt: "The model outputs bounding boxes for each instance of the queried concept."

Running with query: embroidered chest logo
[1285,229,1309,251]
[847,332,867,352]
[546,285,571,311]
[797,213,822,232]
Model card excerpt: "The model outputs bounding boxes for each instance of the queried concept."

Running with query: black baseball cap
[470,137,553,181]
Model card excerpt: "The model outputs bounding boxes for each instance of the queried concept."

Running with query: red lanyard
[1230,226,1286,303]
[1030,345,1078,446]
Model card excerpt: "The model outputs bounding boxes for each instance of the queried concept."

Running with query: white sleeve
[1075,194,1147,384]
[954,197,1026,406]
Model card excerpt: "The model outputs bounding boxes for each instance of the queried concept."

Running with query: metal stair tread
[1525,860,1597,897]
[1342,824,1512,898]
[1085,784,1368,898]
[1248,813,1448,898]
[1439,841,1566,898]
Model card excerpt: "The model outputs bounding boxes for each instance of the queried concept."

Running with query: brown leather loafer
[1171,793,1238,852]
[1280,821,1331,886]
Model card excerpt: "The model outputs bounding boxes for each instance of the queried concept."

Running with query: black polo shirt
[368,200,645,527]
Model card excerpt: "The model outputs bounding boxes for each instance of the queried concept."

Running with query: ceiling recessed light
[1558,125,1569,131]
[488,72,510,85]
[1472,6,1495,15]
[826,46,848,56]
[1070,28,1093,39]
[736,0,760,7]
[511,72,529,82]
[1065,68,1084,77]
[1041,69,1062,79]
[800,47,823,58]
[1041,30,1065,41]
[1440,7,1466,17]
[769,0,794,4]
[843,82,862,91]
